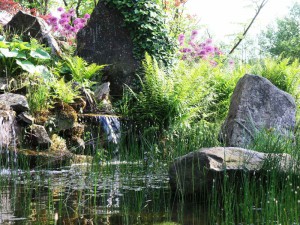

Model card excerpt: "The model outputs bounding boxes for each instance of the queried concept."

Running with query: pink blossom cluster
[46,7,90,39]
[178,30,222,64]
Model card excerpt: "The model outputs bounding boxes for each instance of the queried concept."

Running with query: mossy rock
[50,102,78,132]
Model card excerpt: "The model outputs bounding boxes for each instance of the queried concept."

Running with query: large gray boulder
[169,147,294,195]
[76,1,140,97]
[4,11,61,55]
[0,93,29,113]
[220,74,296,147]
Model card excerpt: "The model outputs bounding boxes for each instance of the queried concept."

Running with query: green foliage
[26,72,53,113]
[121,54,215,132]
[104,0,177,66]
[0,36,51,76]
[52,78,79,104]
[250,57,300,103]
[57,55,105,87]
[259,3,300,60]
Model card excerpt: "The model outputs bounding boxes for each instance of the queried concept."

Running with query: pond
[0,161,208,225]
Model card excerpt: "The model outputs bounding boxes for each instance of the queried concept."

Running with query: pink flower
[61,13,69,19]
[73,18,81,25]
[191,30,198,36]
[84,14,90,19]
[59,18,69,25]
[68,8,75,16]
[57,7,64,12]
[206,38,212,44]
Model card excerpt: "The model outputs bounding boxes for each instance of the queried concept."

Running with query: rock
[220,74,296,147]
[0,77,8,93]
[60,122,85,152]
[50,102,78,132]
[169,147,295,195]
[0,93,29,113]
[15,148,73,169]
[94,82,110,101]
[25,124,51,150]
[4,11,61,55]
[76,1,140,97]
[17,112,34,125]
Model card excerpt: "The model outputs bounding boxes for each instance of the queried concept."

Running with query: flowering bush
[0,0,24,15]
[178,30,222,64]
[45,7,90,39]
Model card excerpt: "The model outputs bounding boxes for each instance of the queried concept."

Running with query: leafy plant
[57,55,105,87]
[259,2,300,60]
[250,57,300,102]
[0,36,51,77]
[103,0,177,66]
[121,53,215,132]
[51,78,79,104]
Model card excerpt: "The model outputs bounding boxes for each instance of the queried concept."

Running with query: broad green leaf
[16,51,27,59]
[0,48,19,58]
[16,59,36,73]
[0,42,8,48]
[30,49,51,60]
[35,65,54,81]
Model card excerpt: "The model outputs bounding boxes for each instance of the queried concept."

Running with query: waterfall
[0,109,17,167]
[98,116,121,145]
[0,111,15,150]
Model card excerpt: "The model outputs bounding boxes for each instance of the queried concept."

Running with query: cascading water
[0,109,17,169]
[98,116,121,145]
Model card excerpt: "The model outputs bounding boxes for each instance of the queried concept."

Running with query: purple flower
[178,33,185,41]
[61,13,69,19]
[57,7,64,12]
[205,45,214,53]
[68,8,75,16]
[53,25,59,31]
[182,48,191,53]
[73,18,81,25]
[80,18,86,24]
[206,38,212,44]
[59,18,69,25]
[70,27,76,33]
[84,14,90,19]
[229,59,235,66]
[49,17,58,24]
[191,30,198,36]
[64,24,72,30]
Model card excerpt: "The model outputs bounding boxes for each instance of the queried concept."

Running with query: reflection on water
[0,162,208,225]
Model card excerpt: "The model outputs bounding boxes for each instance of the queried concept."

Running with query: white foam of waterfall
[0,111,17,166]
[98,116,121,144]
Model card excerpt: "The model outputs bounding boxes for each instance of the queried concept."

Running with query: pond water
[0,161,208,225]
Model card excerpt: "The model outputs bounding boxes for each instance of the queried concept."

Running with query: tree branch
[228,0,269,55]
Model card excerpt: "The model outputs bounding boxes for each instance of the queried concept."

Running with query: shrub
[121,53,215,132]
[250,57,300,104]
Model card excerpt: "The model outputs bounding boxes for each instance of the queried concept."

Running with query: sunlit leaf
[16,59,36,73]
[0,48,19,58]
[30,49,51,60]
